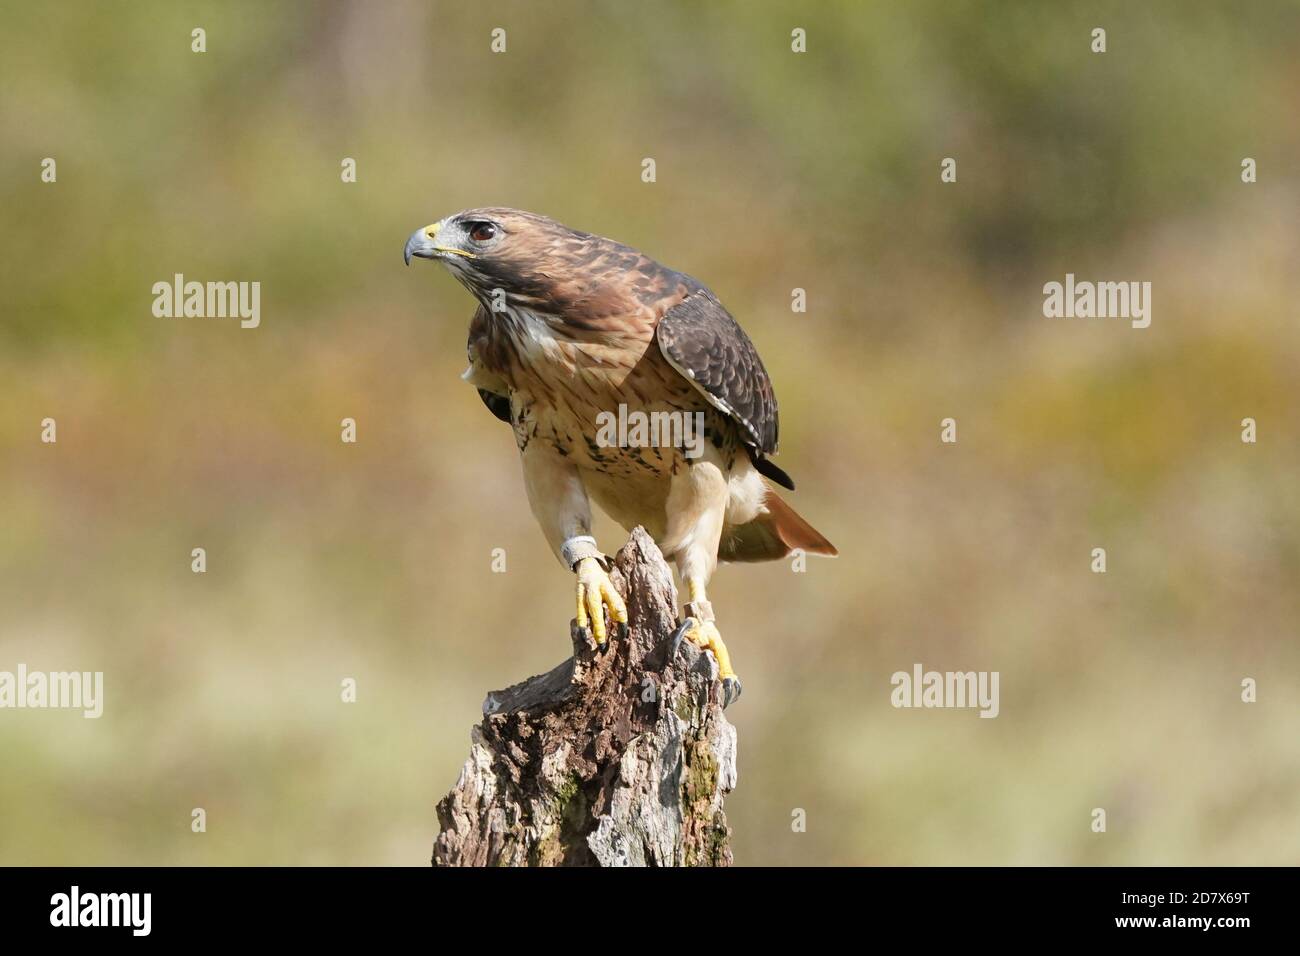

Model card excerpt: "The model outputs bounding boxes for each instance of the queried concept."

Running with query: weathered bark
[433,527,737,867]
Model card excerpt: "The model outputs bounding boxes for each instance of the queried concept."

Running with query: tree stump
[432,527,738,866]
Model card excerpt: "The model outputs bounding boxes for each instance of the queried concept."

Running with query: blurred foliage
[1,1,1297,865]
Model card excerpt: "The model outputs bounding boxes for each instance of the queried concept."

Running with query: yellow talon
[574,557,627,647]
[575,581,589,631]
[670,602,743,707]
[679,619,736,680]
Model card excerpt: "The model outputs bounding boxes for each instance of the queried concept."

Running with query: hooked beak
[404,223,440,266]
[404,221,478,266]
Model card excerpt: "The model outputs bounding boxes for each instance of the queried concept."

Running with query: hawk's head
[405,207,693,325]
[405,207,585,301]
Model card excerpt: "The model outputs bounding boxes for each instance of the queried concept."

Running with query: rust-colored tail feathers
[718,490,837,563]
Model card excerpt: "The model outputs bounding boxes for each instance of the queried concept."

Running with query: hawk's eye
[468,222,498,242]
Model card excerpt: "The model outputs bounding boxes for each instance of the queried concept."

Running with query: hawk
[405,208,835,705]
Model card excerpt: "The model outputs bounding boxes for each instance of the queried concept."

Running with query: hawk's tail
[719,490,837,563]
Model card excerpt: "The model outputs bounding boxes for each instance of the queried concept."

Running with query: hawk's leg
[670,580,743,707]
[574,555,628,651]
[661,458,741,705]
[669,580,742,707]
[519,444,627,651]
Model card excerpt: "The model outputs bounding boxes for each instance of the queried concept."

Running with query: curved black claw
[666,618,696,664]
[574,623,594,650]
[721,676,743,709]
[599,619,628,654]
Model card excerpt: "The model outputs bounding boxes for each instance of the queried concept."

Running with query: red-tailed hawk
[406,208,835,706]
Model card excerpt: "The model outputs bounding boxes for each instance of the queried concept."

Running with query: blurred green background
[1,0,1298,865]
